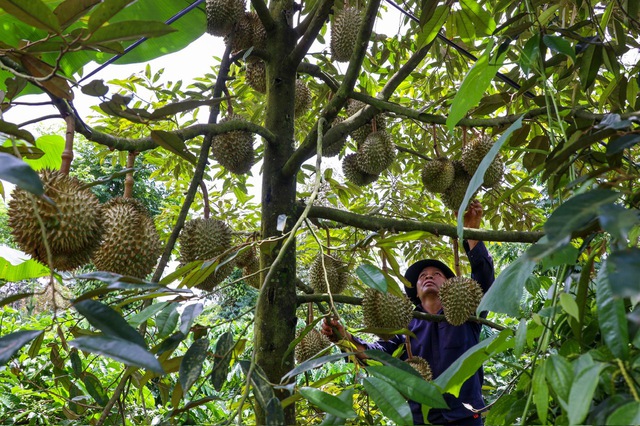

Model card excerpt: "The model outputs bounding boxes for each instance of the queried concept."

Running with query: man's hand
[463,199,483,229]
[321,317,347,343]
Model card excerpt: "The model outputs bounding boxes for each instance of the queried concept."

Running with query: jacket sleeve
[463,240,495,294]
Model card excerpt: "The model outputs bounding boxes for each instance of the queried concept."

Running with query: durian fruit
[438,276,484,326]
[295,329,331,363]
[236,245,261,289]
[205,0,246,37]
[246,58,266,93]
[441,160,475,211]
[342,153,379,186]
[330,7,362,62]
[294,80,312,118]
[8,169,103,271]
[362,288,415,340]
[355,131,396,175]
[421,157,455,194]
[227,12,266,53]
[322,117,347,157]
[309,254,350,295]
[211,114,255,174]
[406,356,433,381]
[346,100,386,146]
[91,198,161,278]
[461,135,504,188]
[179,218,235,291]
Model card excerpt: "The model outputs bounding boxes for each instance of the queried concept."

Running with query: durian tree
[1,0,640,424]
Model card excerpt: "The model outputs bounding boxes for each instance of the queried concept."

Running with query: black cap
[404,259,456,305]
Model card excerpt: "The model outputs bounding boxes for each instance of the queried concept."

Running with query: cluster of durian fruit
[421,135,504,210]
[8,169,161,277]
[8,168,258,291]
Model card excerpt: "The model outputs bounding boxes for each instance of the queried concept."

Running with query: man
[321,200,494,425]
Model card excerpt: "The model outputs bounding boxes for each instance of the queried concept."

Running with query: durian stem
[60,114,75,175]
[123,151,137,198]
[405,335,413,358]
[453,238,461,276]
[200,180,211,219]
[462,126,468,149]
[431,124,441,158]
[307,302,313,325]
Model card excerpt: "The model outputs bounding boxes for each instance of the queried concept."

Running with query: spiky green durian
[421,157,455,194]
[294,80,312,118]
[179,218,235,291]
[439,276,484,326]
[441,160,475,211]
[406,356,433,381]
[211,114,255,174]
[226,12,266,53]
[362,288,415,340]
[206,0,246,37]
[8,169,103,271]
[91,198,161,278]
[356,131,396,175]
[342,153,379,186]
[246,58,266,93]
[461,135,504,188]
[295,329,331,363]
[330,7,362,62]
[309,254,349,295]
[242,253,261,289]
[481,156,504,188]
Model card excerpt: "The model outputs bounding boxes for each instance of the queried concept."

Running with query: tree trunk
[254,4,298,423]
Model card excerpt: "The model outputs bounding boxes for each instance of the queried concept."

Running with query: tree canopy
[1,0,639,424]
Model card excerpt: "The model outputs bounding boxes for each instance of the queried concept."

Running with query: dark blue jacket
[354,241,495,424]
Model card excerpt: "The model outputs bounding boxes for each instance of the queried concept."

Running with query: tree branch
[251,0,274,31]
[290,0,335,64]
[299,203,545,243]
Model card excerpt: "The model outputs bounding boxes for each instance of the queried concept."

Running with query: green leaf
[69,336,163,373]
[514,319,527,358]
[0,0,61,33]
[265,397,285,426]
[544,355,573,410]
[596,264,629,359]
[607,402,640,425]
[434,329,513,397]
[149,99,224,119]
[88,20,176,43]
[150,130,197,165]
[0,153,43,195]
[282,353,352,383]
[0,330,44,366]
[544,190,620,242]
[239,361,280,414]
[0,120,35,143]
[319,389,353,426]
[156,303,179,339]
[368,365,447,408]
[559,293,579,321]
[459,0,496,37]
[477,255,536,317]
[598,204,640,244]
[362,377,413,425]
[80,79,109,97]
[54,0,101,29]
[540,243,579,271]
[0,245,50,281]
[532,364,549,425]
[74,299,146,348]
[606,133,640,155]
[127,302,169,328]
[87,0,137,32]
[416,4,450,48]
[211,332,235,391]
[25,135,64,171]
[446,41,507,131]
[82,372,109,406]
[299,387,357,419]
[567,363,606,425]
[543,35,576,62]
[179,303,204,335]
[179,338,209,395]
[356,263,387,292]
[457,116,523,237]
[606,248,640,298]
[363,349,422,377]
[520,33,541,75]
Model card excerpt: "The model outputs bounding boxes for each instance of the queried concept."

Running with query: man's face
[416,266,447,299]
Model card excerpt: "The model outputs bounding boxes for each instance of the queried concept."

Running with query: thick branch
[290,0,335,64]
[251,0,275,31]
[300,203,545,243]
[296,294,505,330]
